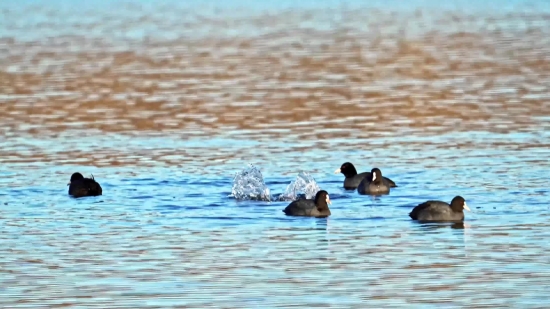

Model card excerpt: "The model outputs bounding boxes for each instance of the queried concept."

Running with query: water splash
[231,164,271,201]
[277,171,321,201]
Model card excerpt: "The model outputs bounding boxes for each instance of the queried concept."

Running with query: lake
[1,0,550,307]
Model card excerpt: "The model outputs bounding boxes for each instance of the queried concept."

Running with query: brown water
[1,1,550,308]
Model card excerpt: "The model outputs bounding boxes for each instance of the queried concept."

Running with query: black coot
[68,172,103,198]
[409,196,470,222]
[335,162,396,190]
[357,168,390,195]
[283,190,331,217]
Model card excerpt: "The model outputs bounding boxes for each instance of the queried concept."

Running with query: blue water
[2,0,550,307]
[1,132,549,307]
[2,0,550,42]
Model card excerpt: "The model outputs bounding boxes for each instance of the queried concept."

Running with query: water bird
[357,168,391,195]
[409,196,470,222]
[335,162,396,190]
[283,190,331,217]
[68,172,103,198]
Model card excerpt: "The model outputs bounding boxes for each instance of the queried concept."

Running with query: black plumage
[335,162,396,190]
[68,172,102,198]
[283,190,331,218]
[357,168,391,195]
[409,196,470,222]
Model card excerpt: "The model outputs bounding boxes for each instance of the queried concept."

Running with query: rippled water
[1,0,550,307]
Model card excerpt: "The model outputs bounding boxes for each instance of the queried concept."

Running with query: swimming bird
[335,162,396,190]
[357,168,390,195]
[409,196,470,222]
[283,190,331,217]
[68,172,103,198]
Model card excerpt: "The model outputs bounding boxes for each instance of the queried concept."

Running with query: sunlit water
[1,0,550,308]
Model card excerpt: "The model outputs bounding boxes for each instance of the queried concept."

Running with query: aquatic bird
[283,190,331,217]
[335,162,396,190]
[357,168,390,195]
[68,172,103,198]
[409,196,471,222]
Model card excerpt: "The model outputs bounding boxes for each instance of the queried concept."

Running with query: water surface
[1,0,550,307]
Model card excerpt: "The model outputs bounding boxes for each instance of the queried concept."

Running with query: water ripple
[1,0,550,308]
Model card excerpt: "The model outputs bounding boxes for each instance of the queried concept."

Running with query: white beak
[463,202,471,212]
[326,196,331,204]
[334,168,341,174]
[372,173,377,181]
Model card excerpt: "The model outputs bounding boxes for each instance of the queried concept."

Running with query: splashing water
[277,171,321,201]
[231,164,271,201]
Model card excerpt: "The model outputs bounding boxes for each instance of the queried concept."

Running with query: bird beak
[334,168,341,174]
[372,173,377,181]
[463,202,471,212]
[67,182,71,186]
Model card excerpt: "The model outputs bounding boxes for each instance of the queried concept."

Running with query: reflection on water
[1,0,550,307]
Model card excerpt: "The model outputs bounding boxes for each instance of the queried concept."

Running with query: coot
[283,190,331,217]
[335,162,396,190]
[68,172,103,198]
[357,168,390,195]
[409,196,470,222]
